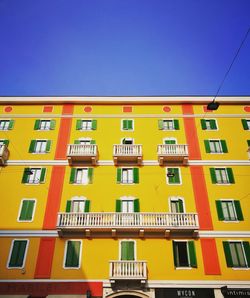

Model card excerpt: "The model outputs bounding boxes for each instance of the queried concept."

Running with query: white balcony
[113,144,142,165]
[157,144,189,165]
[109,261,147,282]
[0,145,9,165]
[67,144,98,165]
[57,212,199,237]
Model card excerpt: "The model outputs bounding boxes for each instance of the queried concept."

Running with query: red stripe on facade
[200,239,221,275]
[34,238,56,279]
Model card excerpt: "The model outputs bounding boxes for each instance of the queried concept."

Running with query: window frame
[35,119,55,131]
[169,196,185,213]
[63,240,82,269]
[166,167,182,185]
[119,240,137,261]
[210,167,235,185]
[17,199,36,222]
[22,167,46,185]
[116,196,140,213]
[69,168,93,185]
[223,241,249,269]
[0,119,13,130]
[173,240,197,269]
[76,119,97,131]
[7,239,29,269]
[121,119,134,131]
[121,137,134,144]
[204,139,228,154]
[163,137,177,145]
[216,199,243,222]
[66,196,90,213]
[201,119,218,130]
[242,119,250,130]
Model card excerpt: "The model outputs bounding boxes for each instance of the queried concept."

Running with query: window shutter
[243,242,250,266]
[158,120,164,130]
[74,140,81,145]
[66,200,72,212]
[46,140,51,152]
[91,120,97,130]
[247,140,250,146]
[34,120,40,130]
[128,120,133,130]
[116,200,121,212]
[174,119,179,130]
[134,198,140,212]
[172,241,178,267]
[8,120,14,130]
[76,120,82,130]
[9,240,27,267]
[226,168,235,183]
[29,140,36,153]
[242,119,249,130]
[209,168,217,184]
[84,200,90,212]
[178,199,184,213]
[116,168,122,183]
[188,241,197,268]
[65,241,80,267]
[40,168,46,183]
[234,200,243,221]
[26,200,35,220]
[223,242,233,267]
[123,120,128,130]
[88,168,93,184]
[22,168,30,183]
[215,201,224,220]
[90,140,96,144]
[3,139,9,146]
[168,168,175,184]
[221,140,228,153]
[211,120,217,129]
[127,241,135,260]
[19,201,29,220]
[121,242,128,260]
[173,168,180,183]
[50,120,56,130]
[204,140,211,153]
[201,119,206,130]
[19,200,34,221]
[133,168,139,183]
[69,168,76,183]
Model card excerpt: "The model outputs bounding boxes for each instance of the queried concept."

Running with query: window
[64,240,82,268]
[169,197,184,213]
[74,138,95,145]
[173,241,197,268]
[0,139,9,147]
[0,120,14,130]
[158,119,179,130]
[34,120,55,130]
[117,168,139,184]
[69,168,93,184]
[122,119,134,131]
[120,241,135,260]
[7,240,28,268]
[204,140,228,153]
[76,119,97,130]
[116,197,140,212]
[216,200,243,221]
[29,140,51,153]
[242,119,250,130]
[210,168,235,184]
[18,199,36,221]
[66,197,90,212]
[223,241,250,268]
[201,119,217,130]
[164,138,177,144]
[166,168,181,184]
[22,168,46,184]
[122,138,134,144]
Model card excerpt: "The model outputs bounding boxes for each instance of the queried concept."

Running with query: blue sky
[0,0,249,96]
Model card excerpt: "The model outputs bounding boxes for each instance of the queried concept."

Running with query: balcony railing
[67,144,98,165]
[157,144,188,165]
[113,144,142,165]
[0,145,9,165]
[109,261,147,281]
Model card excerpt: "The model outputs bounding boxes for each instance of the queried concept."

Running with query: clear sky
[0,0,249,96]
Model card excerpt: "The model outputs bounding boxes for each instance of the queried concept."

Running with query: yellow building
[0,96,250,298]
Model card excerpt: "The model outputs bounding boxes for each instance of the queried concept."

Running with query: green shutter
[40,168,46,183]
[247,140,250,146]
[22,168,30,183]
[204,140,211,153]
[133,168,139,183]
[8,120,14,130]
[243,242,250,266]
[178,199,184,213]
[34,120,40,130]
[66,200,72,212]
[158,120,164,130]
[121,241,134,260]
[234,200,243,221]
[91,120,97,130]
[201,119,206,130]
[76,120,82,130]
[174,119,179,130]
[116,200,121,212]
[3,139,9,146]
[84,200,90,212]
[29,140,36,153]
[69,168,76,183]
[216,201,224,220]
[19,201,29,220]
[19,200,35,221]
[172,241,178,267]
[134,198,140,212]
[223,242,233,267]
[210,168,217,184]
[123,120,128,130]
[74,140,81,144]
[173,168,180,183]
[226,168,235,183]
[221,140,228,153]
[188,241,197,268]
[168,168,176,184]
[46,140,51,152]
[242,119,249,130]
[211,120,217,129]
[9,240,27,267]
[50,120,56,130]
[116,168,122,183]
[128,120,133,130]
[90,140,96,144]
[88,168,93,183]
[65,241,80,267]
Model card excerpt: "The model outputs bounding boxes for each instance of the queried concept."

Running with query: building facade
[0,96,249,298]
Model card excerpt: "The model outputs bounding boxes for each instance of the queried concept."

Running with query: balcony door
[120,241,135,260]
